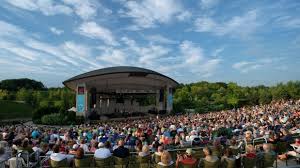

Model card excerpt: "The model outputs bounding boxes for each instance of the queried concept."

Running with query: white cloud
[179,40,221,77]
[176,11,192,21]
[194,10,259,38]
[121,37,171,65]
[25,39,79,66]
[200,59,221,77]
[138,45,170,65]
[144,34,177,44]
[212,47,225,57]
[180,40,204,64]
[0,20,25,37]
[0,41,38,61]
[50,27,64,35]
[232,57,285,73]
[200,0,220,9]
[5,0,111,21]
[62,41,102,68]
[76,22,117,46]
[274,15,300,29]
[232,61,261,73]
[5,0,73,16]
[62,0,99,20]
[97,48,127,65]
[194,17,217,32]
[120,0,187,29]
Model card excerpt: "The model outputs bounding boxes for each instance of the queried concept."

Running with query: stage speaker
[159,89,164,102]
[90,88,97,108]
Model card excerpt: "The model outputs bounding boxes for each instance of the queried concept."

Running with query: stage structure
[63,66,178,119]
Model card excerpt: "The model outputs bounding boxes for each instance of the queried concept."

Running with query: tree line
[173,81,300,113]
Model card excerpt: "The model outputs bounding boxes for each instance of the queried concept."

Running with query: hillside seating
[136,155,152,168]
[50,158,68,168]
[114,156,129,168]
[202,159,220,168]
[94,156,113,168]
[242,156,256,168]
[258,152,276,168]
[222,157,236,168]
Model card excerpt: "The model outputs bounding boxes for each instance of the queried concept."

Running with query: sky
[0,0,299,87]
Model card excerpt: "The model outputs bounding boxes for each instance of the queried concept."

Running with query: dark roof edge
[63,66,179,87]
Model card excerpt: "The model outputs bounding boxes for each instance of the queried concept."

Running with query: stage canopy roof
[63,66,179,93]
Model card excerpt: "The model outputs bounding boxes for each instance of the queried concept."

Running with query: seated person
[257,143,276,166]
[75,148,85,159]
[241,145,256,159]
[135,140,143,153]
[176,148,197,167]
[69,144,79,155]
[154,146,164,156]
[229,138,239,150]
[278,138,300,160]
[19,139,34,154]
[279,128,292,142]
[202,147,219,162]
[158,151,174,167]
[94,142,112,159]
[0,147,6,162]
[113,139,130,158]
[243,131,254,147]
[221,148,236,166]
[79,139,90,153]
[90,141,98,153]
[7,149,26,168]
[139,145,150,157]
[50,145,67,162]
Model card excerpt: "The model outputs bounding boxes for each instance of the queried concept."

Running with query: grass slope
[0,100,33,120]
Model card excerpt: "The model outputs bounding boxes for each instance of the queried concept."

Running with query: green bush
[41,112,76,125]
[32,106,60,124]
[54,100,63,108]
[39,100,49,108]
[41,113,62,125]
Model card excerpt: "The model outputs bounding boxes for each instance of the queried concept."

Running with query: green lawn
[0,100,33,120]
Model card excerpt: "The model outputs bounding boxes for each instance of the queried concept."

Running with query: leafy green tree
[0,89,8,100]
[226,94,239,108]
[0,78,45,91]
[258,88,272,104]
[16,88,33,104]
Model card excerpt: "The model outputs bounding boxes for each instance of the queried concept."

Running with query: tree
[16,88,33,105]
[258,88,272,105]
[0,78,45,91]
[226,94,239,108]
[0,89,8,100]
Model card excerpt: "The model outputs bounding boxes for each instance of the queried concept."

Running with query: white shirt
[50,134,59,141]
[94,148,112,159]
[46,151,53,156]
[80,144,90,153]
[50,153,67,161]
[190,135,199,142]
[7,157,26,168]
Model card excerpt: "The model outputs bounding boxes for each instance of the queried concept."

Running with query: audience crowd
[0,99,300,167]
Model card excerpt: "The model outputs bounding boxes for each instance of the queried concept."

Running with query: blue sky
[0,0,299,87]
